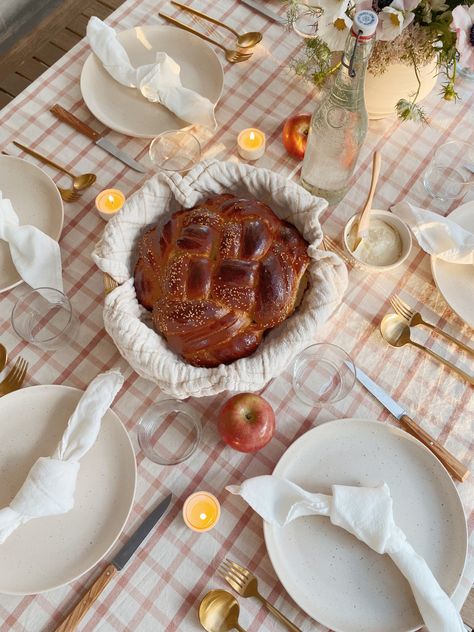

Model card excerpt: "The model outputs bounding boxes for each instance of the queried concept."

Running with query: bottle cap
[353,10,378,37]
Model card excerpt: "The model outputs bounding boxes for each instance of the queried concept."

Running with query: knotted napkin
[0,191,63,291]
[227,476,464,632]
[87,17,217,129]
[0,370,124,544]
[392,201,474,265]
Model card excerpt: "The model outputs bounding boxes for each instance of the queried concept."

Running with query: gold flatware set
[381,296,473,385]
[13,141,96,203]
[160,1,262,63]
[200,559,301,632]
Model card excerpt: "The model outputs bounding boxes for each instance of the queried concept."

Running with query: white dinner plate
[0,155,64,294]
[80,25,224,138]
[263,419,467,632]
[431,201,474,328]
[0,385,136,595]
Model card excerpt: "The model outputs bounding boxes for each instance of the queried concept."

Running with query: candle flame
[249,131,255,141]
[107,194,115,203]
[200,513,207,520]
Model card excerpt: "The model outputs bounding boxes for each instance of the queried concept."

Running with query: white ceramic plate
[0,385,136,595]
[80,25,224,138]
[0,155,64,294]
[431,201,474,328]
[263,419,467,632]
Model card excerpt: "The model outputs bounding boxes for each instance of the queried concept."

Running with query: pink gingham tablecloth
[0,0,472,630]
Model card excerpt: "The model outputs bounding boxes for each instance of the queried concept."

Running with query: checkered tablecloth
[0,0,472,630]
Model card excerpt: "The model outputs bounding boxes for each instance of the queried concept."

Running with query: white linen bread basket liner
[92,160,348,398]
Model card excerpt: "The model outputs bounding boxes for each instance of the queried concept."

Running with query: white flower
[378,0,415,40]
[451,4,474,72]
[315,0,353,50]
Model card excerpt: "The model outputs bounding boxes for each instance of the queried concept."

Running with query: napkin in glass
[0,191,63,291]
[392,201,474,265]
[0,370,124,544]
[87,17,217,130]
[227,476,464,632]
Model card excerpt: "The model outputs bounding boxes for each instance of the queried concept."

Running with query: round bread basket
[93,160,348,399]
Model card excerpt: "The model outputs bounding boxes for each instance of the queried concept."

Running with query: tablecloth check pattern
[0,0,472,630]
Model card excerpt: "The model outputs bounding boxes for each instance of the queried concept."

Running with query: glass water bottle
[300,10,378,204]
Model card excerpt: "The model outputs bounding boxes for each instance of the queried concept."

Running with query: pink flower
[452,5,474,72]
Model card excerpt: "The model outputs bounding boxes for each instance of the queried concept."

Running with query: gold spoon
[199,590,248,632]
[380,313,474,385]
[1,150,80,202]
[0,343,7,372]
[170,1,262,48]
[13,142,96,192]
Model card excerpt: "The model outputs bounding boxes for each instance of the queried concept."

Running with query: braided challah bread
[134,194,310,367]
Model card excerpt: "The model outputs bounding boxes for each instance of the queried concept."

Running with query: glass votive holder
[183,491,221,532]
[137,400,202,466]
[11,287,79,351]
[149,130,201,173]
[423,140,474,201]
[292,343,355,406]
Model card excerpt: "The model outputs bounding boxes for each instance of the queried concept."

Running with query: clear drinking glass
[137,400,202,466]
[292,5,322,38]
[11,287,79,351]
[423,140,474,201]
[292,343,355,406]
[149,130,201,174]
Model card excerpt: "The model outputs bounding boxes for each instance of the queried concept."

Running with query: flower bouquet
[286,0,474,121]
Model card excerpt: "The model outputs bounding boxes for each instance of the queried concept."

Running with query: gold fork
[0,357,28,396]
[390,294,474,356]
[158,13,253,63]
[218,559,302,632]
[322,235,363,270]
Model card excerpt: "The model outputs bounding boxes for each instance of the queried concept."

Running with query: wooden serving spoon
[353,150,382,249]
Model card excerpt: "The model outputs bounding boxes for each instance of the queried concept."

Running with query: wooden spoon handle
[399,414,469,482]
[53,563,118,632]
[357,151,381,238]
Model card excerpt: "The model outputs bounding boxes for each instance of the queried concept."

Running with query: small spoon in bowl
[380,313,474,384]
[0,343,7,372]
[353,150,381,250]
[199,589,247,632]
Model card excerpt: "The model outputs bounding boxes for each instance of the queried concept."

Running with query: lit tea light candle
[183,491,221,532]
[95,188,126,221]
[237,128,266,161]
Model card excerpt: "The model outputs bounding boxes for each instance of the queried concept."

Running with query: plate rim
[263,417,468,632]
[0,155,64,294]
[430,200,474,329]
[0,383,137,595]
[80,23,224,138]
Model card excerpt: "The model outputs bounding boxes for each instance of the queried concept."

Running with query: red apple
[282,113,311,160]
[218,393,275,453]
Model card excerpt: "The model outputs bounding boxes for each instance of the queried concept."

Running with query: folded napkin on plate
[0,370,124,544]
[0,191,63,291]
[227,476,464,632]
[87,17,217,130]
[392,201,474,265]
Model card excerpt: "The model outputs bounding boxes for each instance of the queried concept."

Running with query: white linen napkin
[0,191,63,291]
[227,476,464,632]
[392,201,474,265]
[0,370,124,544]
[87,17,217,130]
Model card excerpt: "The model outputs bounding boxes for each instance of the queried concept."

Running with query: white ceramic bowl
[343,209,412,272]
